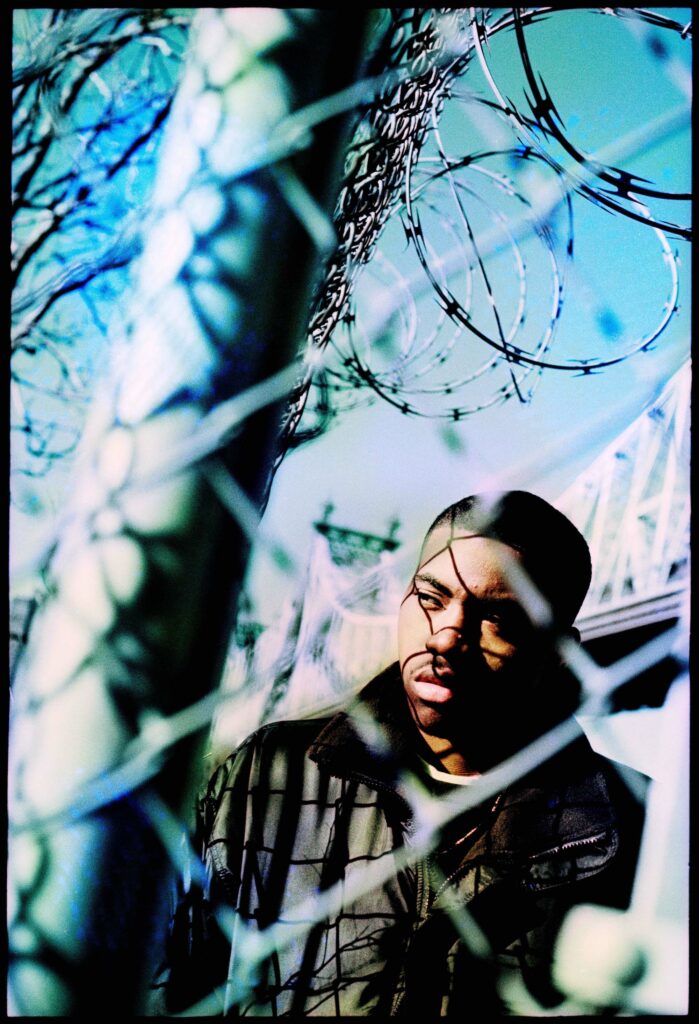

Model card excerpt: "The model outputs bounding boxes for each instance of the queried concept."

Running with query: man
[154,490,645,1016]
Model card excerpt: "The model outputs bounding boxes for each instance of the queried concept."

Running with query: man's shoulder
[212,715,335,776]
[535,730,647,788]
[549,738,648,849]
[203,664,406,802]
[591,750,649,832]
[561,737,650,812]
[507,733,647,825]
[199,715,336,817]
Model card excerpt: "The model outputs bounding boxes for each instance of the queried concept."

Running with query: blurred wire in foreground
[7,9,369,1015]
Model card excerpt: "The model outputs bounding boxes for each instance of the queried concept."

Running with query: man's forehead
[418,525,522,572]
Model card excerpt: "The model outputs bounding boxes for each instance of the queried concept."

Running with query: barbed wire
[272,6,689,448]
[11,8,690,487]
[470,8,691,237]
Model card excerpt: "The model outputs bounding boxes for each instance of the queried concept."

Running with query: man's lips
[413,671,455,704]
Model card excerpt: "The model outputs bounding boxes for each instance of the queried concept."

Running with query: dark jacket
[155,663,645,1016]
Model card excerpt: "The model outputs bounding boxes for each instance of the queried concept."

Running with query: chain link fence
[9,8,690,1016]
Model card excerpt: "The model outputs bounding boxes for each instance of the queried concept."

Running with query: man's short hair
[425,490,592,627]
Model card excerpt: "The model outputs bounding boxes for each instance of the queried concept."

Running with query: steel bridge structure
[559,360,690,643]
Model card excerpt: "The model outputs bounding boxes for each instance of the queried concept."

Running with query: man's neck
[419,731,481,777]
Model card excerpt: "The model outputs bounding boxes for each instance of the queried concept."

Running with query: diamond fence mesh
[9,8,690,1016]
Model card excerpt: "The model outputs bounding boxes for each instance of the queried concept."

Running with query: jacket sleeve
[147,741,256,1015]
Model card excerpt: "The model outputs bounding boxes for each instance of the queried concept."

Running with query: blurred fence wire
[8,8,372,1014]
[9,7,691,1017]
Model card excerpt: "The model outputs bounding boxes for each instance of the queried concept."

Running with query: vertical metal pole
[8,9,368,1014]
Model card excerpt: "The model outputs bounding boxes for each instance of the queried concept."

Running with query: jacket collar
[308,662,621,854]
[308,662,420,795]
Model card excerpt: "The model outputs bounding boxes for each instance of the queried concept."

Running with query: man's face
[398,527,548,741]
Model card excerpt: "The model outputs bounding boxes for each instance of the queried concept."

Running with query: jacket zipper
[428,793,504,906]
[528,829,611,862]
[431,828,612,904]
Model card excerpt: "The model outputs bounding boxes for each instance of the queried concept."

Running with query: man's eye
[416,591,442,610]
[484,606,526,635]
[482,606,505,624]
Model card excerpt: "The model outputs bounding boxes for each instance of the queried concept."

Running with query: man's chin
[413,691,522,738]
[416,714,450,737]
[412,700,470,739]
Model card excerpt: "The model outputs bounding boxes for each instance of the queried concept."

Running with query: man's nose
[426,620,468,659]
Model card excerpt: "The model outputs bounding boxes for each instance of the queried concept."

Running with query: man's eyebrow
[414,574,522,608]
[479,595,524,613]
[413,572,453,597]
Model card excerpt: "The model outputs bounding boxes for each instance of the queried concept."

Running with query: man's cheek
[480,635,514,662]
[399,614,427,651]
[480,648,524,682]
